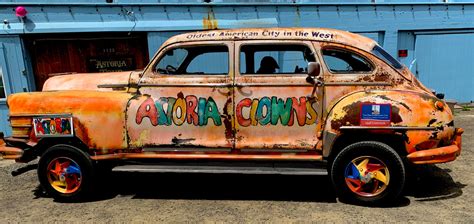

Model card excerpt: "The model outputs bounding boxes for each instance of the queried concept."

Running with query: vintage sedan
[0,28,463,204]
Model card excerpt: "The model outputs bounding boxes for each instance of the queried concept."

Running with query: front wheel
[330,141,406,205]
[38,144,94,201]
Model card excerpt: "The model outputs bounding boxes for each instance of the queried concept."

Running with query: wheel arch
[326,131,407,164]
[34,137,90,158]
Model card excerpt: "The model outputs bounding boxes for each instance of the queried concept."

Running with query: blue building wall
[0,1,473,134]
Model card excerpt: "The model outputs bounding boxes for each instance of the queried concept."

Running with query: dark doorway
[24,32,149,90]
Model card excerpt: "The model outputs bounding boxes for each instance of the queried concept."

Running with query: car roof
[163,28,378,52]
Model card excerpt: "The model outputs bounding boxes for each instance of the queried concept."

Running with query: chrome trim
[10,125,32,128]
[240,148,310,153]
[325,82,391,86]
[340,126,436,130]
[138,82,389,88]
[235,83,311,87]
[11,135,29,138]
[9,113,73,117]
[97,84,129,88]
[138,83,233,88]
[143,147,232,152]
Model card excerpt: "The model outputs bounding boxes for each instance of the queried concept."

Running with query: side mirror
[306,62,321,84]
[308,62,321,78]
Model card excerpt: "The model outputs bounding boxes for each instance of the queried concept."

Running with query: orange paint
[407,142,461,165]
[91,152,323,161]
[7,91,132,152]
[2,28,462,167]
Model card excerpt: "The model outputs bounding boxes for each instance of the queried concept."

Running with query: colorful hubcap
[46,157,82,194]
[344,156,390,197]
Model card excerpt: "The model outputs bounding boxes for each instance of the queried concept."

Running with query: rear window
[322,49,373,73]
[372,45,403,69]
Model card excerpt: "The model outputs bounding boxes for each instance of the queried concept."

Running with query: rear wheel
[38,144,94,201]
[330,141,405,205]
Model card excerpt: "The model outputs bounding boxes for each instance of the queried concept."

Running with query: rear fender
[322,90,455,157]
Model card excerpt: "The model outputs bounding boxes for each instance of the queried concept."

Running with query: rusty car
[0,28,463,204]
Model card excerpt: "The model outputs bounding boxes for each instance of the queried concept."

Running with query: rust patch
[428,119,437,127]
[391,106,403,124]
[273,144,289,149]
[73,119,93,151]
[203,8,218,30]
[222,97,233,142]
[430,131,439,140]
[373,71,390,82]
[447,120,454,127]
[362,76,372,82]
[171,137,196,146]
[330,101,361,130]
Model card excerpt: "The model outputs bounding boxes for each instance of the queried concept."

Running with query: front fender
[323,90,455,156]
[7,91,134,154]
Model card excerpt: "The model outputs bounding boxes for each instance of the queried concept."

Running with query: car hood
[42,71,141,91]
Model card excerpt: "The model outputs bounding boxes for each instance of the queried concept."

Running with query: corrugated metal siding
[0,104,10,136]
[2,0,472,3]
[147,32,184,60]
[0,3,473,58]
[0,37,33,94]
[415,33,474,102]
[0,37,33,135]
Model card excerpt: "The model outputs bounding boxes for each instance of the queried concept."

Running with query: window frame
[237,41,318,77]
[150,42,231,77]
[0,72,6,100]
[371,45,404,70]
[321,46,375,75]
[0,58,8,101]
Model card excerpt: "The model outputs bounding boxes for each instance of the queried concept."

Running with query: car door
[234,40,324,152]
[127,41,234,151]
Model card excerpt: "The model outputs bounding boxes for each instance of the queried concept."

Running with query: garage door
[415,33,474,103]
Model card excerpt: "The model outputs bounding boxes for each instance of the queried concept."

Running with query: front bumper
[0,133,36,162]
[407,128,464,164]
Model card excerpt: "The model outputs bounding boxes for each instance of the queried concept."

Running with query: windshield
[371,45,403,69]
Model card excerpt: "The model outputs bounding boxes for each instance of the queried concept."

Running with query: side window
[322,48,373,73]
[240,44,315,75]
[155,45,228,75]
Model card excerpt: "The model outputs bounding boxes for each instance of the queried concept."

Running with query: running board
[112,164,328,175]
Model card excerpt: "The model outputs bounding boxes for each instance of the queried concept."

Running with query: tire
[38,144,95,201]
[330,141,405,205]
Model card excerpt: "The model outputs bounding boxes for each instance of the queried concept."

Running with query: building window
[0,71,5,99]
[322,48,373,73]
[240,44,316,75]
[155,45,229,75]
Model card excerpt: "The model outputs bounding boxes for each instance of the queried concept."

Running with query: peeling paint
[2,28,462,166]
